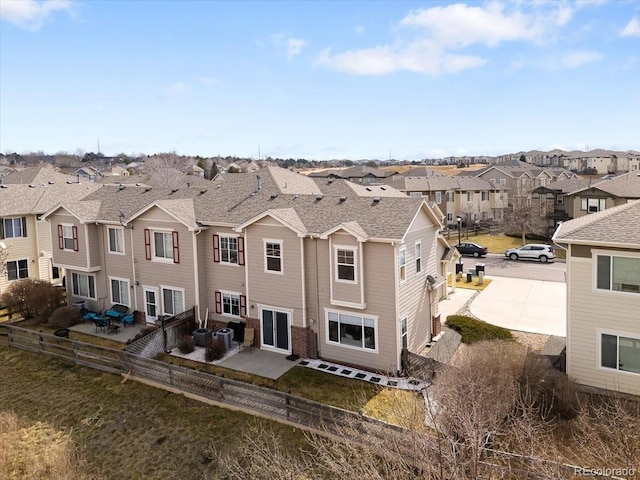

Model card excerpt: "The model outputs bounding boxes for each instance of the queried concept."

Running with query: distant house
[531,177,591,236]
[74,166,100,181]
[101,165,130,177]
[187,164,205,177]
[553,200,640,395]
[309,165,393,184]
[564,172,640,218]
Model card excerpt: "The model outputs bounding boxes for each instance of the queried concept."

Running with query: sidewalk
[469,277,566,337]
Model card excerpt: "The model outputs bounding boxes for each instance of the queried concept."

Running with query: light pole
[456,216,462,271]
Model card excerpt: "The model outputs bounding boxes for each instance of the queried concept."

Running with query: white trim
[218,233,241,266]
[399,247,407,284]
[263,238,284,275]
[219,290,243,318]
[142,285,159,323]
[107,226,125,255]
[324,307,379,354]
[108,275,131,307]
[592,250,640,296]
[300,236,307,328]
[257,304,292,354]
[151,229,174,263]
[415,240,422,275]
[61,223,75,252]
[53,263,101,273]
[329,299,367,309]
[71,272,96,300]
[192,230,200,313]
[159,285,185,316]
[359,240,365,307]
[401,315,408,351]
[5,258,29,282]
[84,224,90,267]
[596,328,640,377]
[333,244,357,284]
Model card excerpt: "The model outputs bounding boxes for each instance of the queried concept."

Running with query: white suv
[505,244,556,263]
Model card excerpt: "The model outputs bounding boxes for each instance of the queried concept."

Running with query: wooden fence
[1,324,623,479]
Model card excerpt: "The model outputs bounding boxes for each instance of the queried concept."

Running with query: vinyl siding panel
[86,224,102,269]
[0,215,38,294]
[36,218,56,284]
[567,256,640,395]
[132,212,196,315]
[102,226,135,311]
[330,232,362,306]
[50,213,88,269]
[399,211,437,353]
[245,221,304,327]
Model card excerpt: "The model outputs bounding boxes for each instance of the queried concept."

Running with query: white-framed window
[556,194,564,205]
[144,229,180,263]
[161,286,184,315]
[581,198,606,213]
[410,192,422,198]
[60,224,77,251]
[220,236,238,264]
[446,191,454,202]
[481,191,489,201]
[72,273,96,299]
[109,277,130,306]
[466,192,472,201]
[108,227,124,254]
[399,248,406,282]
[1,217,26,239]
[499,179,506,186]
[215,291,246,317]
[327,310,377,351]
[596,254,640,294]
[447,213,453,222]
[6,259,28,281]
[335,246,356,283]
[264,240,283,273]
[435,192,442,204]
[401,316,408,350]
[415,242,422,274]
[154,231,174,260]
[600,332,640,375]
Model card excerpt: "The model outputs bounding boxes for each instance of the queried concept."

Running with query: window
[6,259,28,281]
[52,266,60,280]
[110,278,130,306]
[466,192,472,201]
[145,229,179,263]
[401,317,408,350]
[481,191,489,201]
[1,217,26,239]
[265,241,282,273]
[435,192,442,204]
[162,287,184,315]
[213,234,245,265]
[447,213,453,222]
[601,333,640,374]
[499,179,506,186]
[556,194,564,205]
[327,311,376,351]
[581,198,606,213]
[410,192,422,198]
[336,247,356,282]
[446,191,454,202]
[58,224,78,251]
[596,255,640,294]
[72,273,95,299]
[415,242,422,273]
[399,248,406,282]
[108,227,124,254]
[215,291,246,317]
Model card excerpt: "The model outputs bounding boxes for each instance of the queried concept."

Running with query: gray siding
[330,232,362,306]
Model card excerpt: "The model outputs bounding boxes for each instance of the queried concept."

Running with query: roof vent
[0,185,7,189]
[366,187,372,191]
[118,184,125,190]
[328,179,334,184]
[380,187,386,190]
[315,194,324,201]
[293,195,298,200]
[48,181,55,185]
[171,188,178,193]
[372,197,381,204]
[200,189,207,195]
[339,196,347,202]
[29,184,35,188]
[66,181,73,184]
[216,184,222,188]
[135,183,141,186]
[270,194,278,199]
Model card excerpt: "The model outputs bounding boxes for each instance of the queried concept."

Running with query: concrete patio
[68,321,150,343]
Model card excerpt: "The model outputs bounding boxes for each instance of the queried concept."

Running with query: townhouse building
[553,201,640,395]
[531,177,591,237]
[42,167,457,374]
[563,172,640,219]
[385,175,509,227]
[0,167,99,294]
[308,165,394,184]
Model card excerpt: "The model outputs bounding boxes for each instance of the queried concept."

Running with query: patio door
[143,287,158,323]
[261,308,290,353]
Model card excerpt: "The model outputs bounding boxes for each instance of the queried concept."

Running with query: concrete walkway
[469,277,566,337]
[437,287,477,321]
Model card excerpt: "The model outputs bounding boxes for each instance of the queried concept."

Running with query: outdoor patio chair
[121,314,135,327]
[104,304,128,321]
[82,309,100,324]
[242,328,255,353]
[92,316,109,333]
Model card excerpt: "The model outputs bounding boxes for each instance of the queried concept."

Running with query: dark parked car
[455,242,488,257]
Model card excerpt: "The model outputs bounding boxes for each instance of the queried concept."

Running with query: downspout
[193,228,202,320]
[129,226,137,311]
[300,236,306,328]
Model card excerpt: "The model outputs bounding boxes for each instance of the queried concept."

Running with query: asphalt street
[458,254,566,282]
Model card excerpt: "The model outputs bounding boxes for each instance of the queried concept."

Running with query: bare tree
[502,194,549,244]
[145,152,188,189]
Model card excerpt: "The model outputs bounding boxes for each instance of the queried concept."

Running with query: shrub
[178,335,195,354]
[48,306,82,328]
[140,325,158,337]
[445,315,513,344]
[205,337,226,362]
[0,279,65,323]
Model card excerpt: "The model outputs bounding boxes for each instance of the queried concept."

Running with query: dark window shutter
[58,224,64,249]
[172,231,180,264]
[144,229,151,260]
[238,237,245,266]
[21,217,27,238]
[240,295,246,316]
[0,219,4,239]
[72,226,78,251]
[213,234,220,262]
[215,291,222,314]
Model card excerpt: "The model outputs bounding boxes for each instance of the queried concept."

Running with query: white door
[260,308,291,353]
[143,287,158,323]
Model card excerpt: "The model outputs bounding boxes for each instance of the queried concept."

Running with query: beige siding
[330,232,362,306]
[102,226,135,311]
[399,210,438,353]
[567,255,640,395]
[131,211,197,316]
[245,220,304,328]
[49,212,89,269]
[86,224,102,269]
[36,218,57,284]
[0,215,38,294]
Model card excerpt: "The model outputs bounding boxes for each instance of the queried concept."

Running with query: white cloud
[318,1,578,76]
[0,0,74,30]
[562,50,603,68]
[620,17,640,38]
[286,37,308,59]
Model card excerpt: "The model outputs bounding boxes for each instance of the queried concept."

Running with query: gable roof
[1,182,100,217]
[532,177,591,194]
[308,165,393,179]
[553,200,640,248]
[0,165,78,185]
[567,172,640,199]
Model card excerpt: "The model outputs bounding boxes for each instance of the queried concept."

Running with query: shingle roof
[0,165,78,185]
[308,165,392,178]
[0,182,100,216]
[388,175,497,192]
[533,177,591,194]
[553,200,640,247]
[571,172,640,198]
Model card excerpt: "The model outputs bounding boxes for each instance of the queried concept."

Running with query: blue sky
[1,0,639,160]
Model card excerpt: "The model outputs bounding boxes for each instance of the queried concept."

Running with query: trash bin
[72,300,86,310]
[476,263,485,273]
[478,271,484,284]
[456,263,464,274]
[466,272,473,283]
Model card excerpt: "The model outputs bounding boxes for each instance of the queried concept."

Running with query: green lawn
[454,233,566,260]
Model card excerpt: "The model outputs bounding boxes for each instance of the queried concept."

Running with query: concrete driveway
[469,277,566,337]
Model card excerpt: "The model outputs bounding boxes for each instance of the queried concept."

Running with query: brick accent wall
[291,325,312,358]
